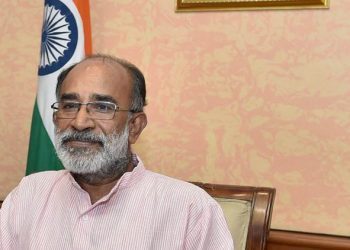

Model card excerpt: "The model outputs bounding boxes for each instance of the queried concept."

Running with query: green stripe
[26,100,63,175]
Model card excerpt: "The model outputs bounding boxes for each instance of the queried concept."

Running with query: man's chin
[65,146,101,155]
[61,155,130,184]
[63,163,103,175]
[65,140,103,149]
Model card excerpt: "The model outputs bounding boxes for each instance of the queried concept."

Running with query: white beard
[54,125,130,183]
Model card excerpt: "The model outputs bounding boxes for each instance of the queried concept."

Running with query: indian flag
[26,0,92,175]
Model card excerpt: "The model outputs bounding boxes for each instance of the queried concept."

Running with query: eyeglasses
[51,101,133,120]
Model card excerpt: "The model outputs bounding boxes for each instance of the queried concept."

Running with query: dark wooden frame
[192,182,276,250]
[267,229,350,250]
[176,0,329,12]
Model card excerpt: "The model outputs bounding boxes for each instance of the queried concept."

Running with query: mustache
[59,130,105,146]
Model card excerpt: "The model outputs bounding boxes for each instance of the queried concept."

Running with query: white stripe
[37,0,86,144]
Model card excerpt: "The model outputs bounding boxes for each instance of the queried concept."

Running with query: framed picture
[176,0,329,12]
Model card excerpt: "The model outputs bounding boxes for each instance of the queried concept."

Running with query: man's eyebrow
[91,94,118,104]
[60,93,79,101]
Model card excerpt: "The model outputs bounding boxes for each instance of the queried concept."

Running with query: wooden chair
[192,182,276,250]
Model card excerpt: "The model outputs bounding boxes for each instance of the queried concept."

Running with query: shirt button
[82,215,88,221]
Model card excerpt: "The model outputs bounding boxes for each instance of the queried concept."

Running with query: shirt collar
[68,154,146,199]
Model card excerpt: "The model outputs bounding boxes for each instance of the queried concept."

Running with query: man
[0,54,233,249]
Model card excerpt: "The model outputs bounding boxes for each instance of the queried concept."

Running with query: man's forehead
[62,59,131,88]
[59,59,132,104]
[70,58,128,77]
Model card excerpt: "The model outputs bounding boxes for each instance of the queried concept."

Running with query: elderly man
[0,55,233,249]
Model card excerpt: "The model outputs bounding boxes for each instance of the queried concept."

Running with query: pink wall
[0,0,349,236]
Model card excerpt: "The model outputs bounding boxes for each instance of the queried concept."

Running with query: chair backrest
[192,182,276,250]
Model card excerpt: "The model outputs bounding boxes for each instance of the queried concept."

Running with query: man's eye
[61,103,79,110]
[92,103,115,113]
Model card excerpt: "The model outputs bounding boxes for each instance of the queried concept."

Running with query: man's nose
[70,105,95,131]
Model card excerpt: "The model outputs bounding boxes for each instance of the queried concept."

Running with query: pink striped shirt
[0,157,233,249]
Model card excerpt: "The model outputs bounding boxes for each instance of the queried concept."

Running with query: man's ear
[128,112,147,144]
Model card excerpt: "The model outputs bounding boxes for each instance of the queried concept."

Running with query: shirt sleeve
[184,198,234,250]
[0,189,20,250]
[0,176,36,250]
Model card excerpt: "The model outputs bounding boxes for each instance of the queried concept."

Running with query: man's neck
[73,162,135,204]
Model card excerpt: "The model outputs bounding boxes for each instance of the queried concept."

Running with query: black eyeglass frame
[51,101,134,120]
